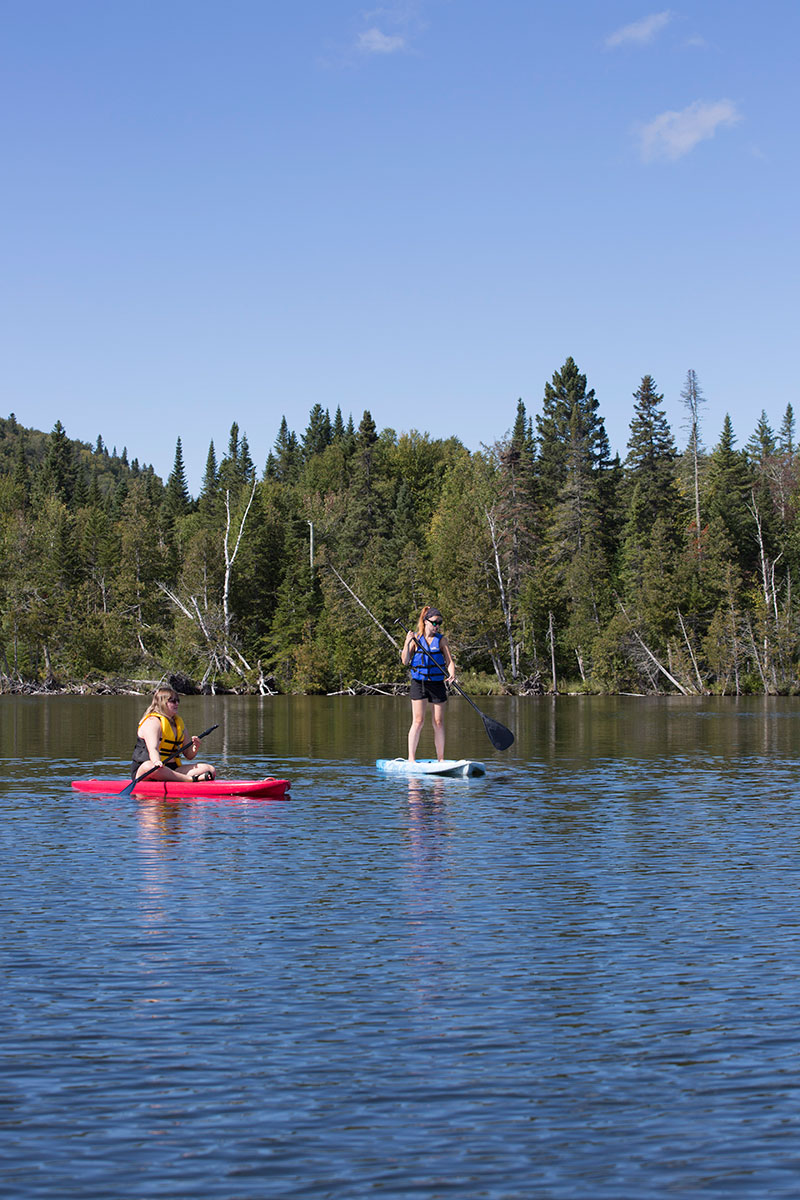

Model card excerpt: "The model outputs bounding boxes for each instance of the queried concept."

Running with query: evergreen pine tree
[357,410,378,447]
[227,422,240,462]
[272,417,300,482]
[88,465,102,508]
[624,375,680,535]
[705,416,755,574]
[37,420,77,506]
[199,440,220,513]
[164,437,191,520]
[511,398,529,449]
[239,434,255,480]
[73,467,89,508]
[302,404,333,459]
[745,411,776,467]
[332,406,346,441]
[536,358,610,508]
[12,436,29,509]
[219,422,254,494]
[779,404,795,455]
[533,360,614,677]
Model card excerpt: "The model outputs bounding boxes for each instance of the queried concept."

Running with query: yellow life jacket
[138,712,186,765]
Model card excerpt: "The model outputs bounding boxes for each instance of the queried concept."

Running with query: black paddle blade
[482,714,515,751]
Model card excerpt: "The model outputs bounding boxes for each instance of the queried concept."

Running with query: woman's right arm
[140,716,163,769]
[401,632,416,666]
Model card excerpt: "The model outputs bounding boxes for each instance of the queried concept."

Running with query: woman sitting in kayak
[401,605,456,763]
[130,687,216,782]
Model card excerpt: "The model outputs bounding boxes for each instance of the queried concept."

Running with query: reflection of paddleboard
[376,758,486,778]
[71,778,291,800]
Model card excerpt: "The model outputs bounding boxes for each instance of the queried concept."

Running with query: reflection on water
[3,694,800,1198]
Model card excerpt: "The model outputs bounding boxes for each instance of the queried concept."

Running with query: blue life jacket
[410,633,447,681]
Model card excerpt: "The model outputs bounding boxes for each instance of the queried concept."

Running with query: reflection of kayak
[71,778,291,800]
[376,758,486,778]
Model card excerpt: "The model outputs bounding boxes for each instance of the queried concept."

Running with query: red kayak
[71,777,291,800]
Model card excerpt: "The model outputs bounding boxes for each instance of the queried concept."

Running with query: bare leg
[431,703,446,761]
[408,699,427,762]
[185,761,215,780]
[136,761,216,782]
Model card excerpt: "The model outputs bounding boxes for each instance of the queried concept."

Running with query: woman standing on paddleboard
[130,687,216,782]
[401,606,456,763]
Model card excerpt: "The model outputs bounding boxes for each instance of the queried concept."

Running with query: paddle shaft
[121,722,219,796]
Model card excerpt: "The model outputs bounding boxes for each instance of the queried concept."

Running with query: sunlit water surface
[3,694,800,1198]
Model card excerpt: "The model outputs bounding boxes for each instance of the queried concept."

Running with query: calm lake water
[3,693,800,1198]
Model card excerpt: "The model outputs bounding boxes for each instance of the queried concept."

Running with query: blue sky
[2,1,797,493]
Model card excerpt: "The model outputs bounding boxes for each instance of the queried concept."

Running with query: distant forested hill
[1,362,798,697]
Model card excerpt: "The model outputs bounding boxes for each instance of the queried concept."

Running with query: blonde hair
[140,686,180,724]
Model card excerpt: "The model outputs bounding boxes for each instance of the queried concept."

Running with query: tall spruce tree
[779,404,795,455]
[218,422,254,495]
[164,437,191,520]
[705,416,755,570]
[37,420,77,505]
[302,404,332,459]
[533,360,614,678]
[331,406,346,442]
[746,411,776,467]
[624,375,680,535]
[199,441,219,514]
[271,416,300,482]
[536,358,611,508]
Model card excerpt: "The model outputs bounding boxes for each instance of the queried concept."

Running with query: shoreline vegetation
[0,671,548,699]
[3,359,800,699]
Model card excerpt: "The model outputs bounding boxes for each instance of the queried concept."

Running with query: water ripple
[3,697,800,1197]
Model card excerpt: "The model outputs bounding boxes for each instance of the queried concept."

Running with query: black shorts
[410,678,448,704]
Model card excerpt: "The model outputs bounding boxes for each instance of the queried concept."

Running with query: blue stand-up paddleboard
[376,758,486,778]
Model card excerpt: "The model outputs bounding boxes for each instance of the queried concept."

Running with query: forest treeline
[1,357,798,696]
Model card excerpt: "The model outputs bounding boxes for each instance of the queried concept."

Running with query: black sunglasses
[427,618,443,626]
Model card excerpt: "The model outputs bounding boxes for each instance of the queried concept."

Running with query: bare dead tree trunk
[677,608,706,693]
[618,601,692,695]
[485,506,516,679]
[223,478,257,657]
[727,577,741,697]
[43,643,56,687]
[329,566,400,649]
[681,369,705,559]
[749,492,782,691]
[745,617,768,693]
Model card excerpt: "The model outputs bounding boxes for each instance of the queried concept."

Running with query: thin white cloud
[606,10,673,48]
[639,98,742,161]
[357,26,406,54]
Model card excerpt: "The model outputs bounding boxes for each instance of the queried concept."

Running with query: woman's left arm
[183,734,200,761]
[441,637,456,681]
